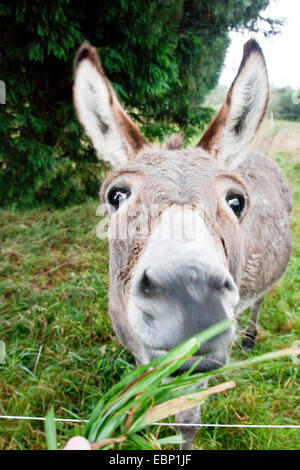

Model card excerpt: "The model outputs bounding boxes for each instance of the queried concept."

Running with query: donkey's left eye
[226,194,245,218]
[108,187,131,209]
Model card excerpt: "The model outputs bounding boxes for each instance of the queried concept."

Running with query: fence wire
[0,415,299,429]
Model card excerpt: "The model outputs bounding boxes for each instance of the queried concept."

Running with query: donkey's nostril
[140,270,156,296]
[221,275,236,293]
[208,271,237,296]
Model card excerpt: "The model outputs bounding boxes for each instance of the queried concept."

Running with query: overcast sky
[219,0,300,89]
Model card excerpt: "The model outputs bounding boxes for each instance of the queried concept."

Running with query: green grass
[0,148,299,450]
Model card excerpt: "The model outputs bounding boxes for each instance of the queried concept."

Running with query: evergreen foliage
[270,87,300,122]
[0,0,279,207]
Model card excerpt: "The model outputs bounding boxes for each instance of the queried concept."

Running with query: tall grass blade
[45,407,57,450]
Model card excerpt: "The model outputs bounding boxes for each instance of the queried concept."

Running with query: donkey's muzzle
[129,260,239,359]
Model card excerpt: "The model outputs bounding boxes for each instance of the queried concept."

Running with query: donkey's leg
[242,295,265,351]
[176,405,201,450]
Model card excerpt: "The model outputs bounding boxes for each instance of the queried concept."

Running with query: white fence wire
[0,415,299,429]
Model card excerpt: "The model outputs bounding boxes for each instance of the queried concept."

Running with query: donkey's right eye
[107,187,131,209]
[226,193,245,218]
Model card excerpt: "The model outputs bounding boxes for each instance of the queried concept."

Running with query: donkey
[73,39,292,449]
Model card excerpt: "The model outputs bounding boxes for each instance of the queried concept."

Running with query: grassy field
[0,119,299,450]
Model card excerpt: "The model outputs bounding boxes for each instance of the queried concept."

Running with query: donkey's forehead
[103,148,232,190]
[134,148,223,171]
[100,148,248,207]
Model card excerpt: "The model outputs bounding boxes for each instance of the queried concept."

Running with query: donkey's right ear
[197,39,269,169]
[73,43,149,167]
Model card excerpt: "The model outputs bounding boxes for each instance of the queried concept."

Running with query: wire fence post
[0,341,5,364]
[0,81,6,104]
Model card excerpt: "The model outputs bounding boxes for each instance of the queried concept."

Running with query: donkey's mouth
[172,353,227,375]
[146,347,227,374]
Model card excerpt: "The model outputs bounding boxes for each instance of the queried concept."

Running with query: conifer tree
[0,0,279,207]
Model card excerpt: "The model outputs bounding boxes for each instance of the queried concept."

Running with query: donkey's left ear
[198,39,269,169]
[73,43,150,167]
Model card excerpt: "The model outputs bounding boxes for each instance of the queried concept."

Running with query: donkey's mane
[164,133,184,150]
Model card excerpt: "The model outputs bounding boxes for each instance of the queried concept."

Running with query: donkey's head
[73,40,269,371]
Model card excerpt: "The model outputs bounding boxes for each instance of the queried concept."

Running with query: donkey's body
[73,39,292,448]
[237,152,292,297]
[235,152,292,345]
